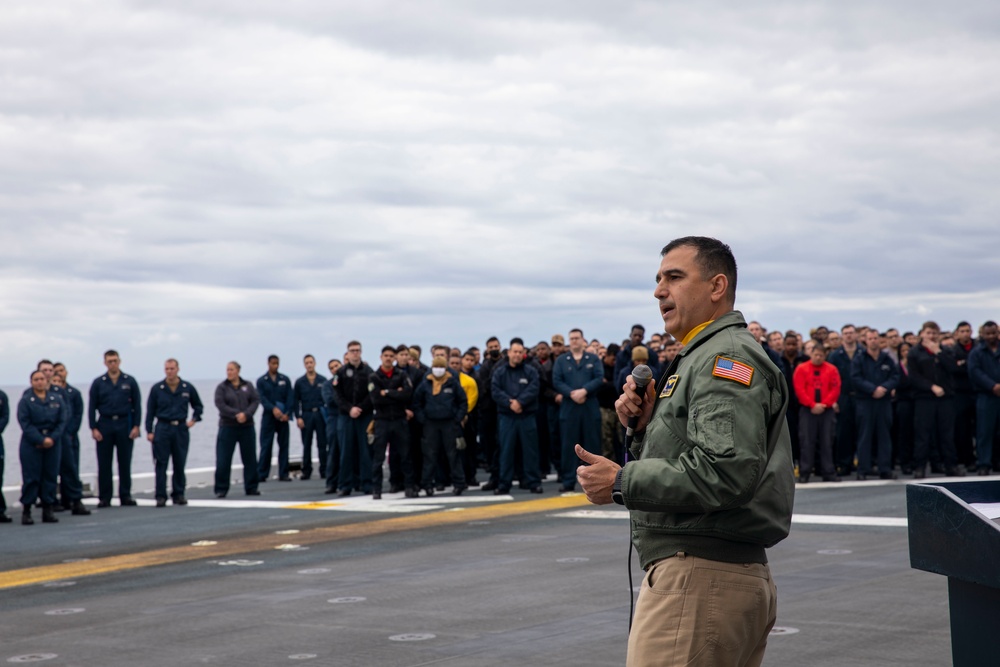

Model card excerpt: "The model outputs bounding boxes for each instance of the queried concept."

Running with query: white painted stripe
[792,514,908,527]
[550,510,909,527]
[80,494,512,514]
[795,475,985,489]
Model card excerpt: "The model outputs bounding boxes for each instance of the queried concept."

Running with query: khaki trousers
[627,552,777,667]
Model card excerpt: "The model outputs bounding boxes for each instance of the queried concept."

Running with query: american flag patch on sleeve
[712,356,754,386]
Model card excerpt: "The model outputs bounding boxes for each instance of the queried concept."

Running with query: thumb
[575,444,600,464]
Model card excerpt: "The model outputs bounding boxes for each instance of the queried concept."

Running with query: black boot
[41,505,59,524]
[22,506,34,525]
[71,500,92,516]
[0,512,11,523]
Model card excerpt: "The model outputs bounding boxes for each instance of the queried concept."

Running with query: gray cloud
[1,0,998,382]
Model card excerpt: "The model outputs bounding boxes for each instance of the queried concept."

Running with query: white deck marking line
[81,495,514,513]
[550,510,909,527]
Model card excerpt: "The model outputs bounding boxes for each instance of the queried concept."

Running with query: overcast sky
[1,1,998,385]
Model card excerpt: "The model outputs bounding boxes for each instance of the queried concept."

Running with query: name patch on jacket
[712,356,754,386]
[660,375,680,398]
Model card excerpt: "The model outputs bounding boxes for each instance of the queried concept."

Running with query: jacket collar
[677,310,746,358]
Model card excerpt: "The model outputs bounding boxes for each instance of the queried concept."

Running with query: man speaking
[577,236,794,667]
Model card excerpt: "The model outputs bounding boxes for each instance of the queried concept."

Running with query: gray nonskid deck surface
[0,477,956,666]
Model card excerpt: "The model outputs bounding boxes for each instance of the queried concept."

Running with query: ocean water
[0,378,309,490]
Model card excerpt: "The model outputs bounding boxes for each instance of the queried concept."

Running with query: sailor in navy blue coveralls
[257,356,294,482]
[19,371,69,523]
[294,355,328,480]
[88,351,142,507]
[145,359,204,505]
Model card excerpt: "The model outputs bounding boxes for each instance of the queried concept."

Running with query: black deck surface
[0,473,959,666]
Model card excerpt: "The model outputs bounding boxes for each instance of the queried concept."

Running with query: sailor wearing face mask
[413,357,469,496]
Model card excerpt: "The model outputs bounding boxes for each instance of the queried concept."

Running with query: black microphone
[625,364,654,440]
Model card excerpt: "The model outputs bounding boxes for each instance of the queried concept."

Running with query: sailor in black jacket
[369,346,414,499]
[907,323,965,478]
[332,341,374,496]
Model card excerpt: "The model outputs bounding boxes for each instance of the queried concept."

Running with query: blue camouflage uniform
[89,373,142,503]
[552,351,604,489]
[491,360,542,493]
[145,378,204,502]
[18,390,69,508]
[294,373,328,480]
[256,372,294,481]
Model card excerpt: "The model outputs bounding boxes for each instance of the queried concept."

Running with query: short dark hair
[569,328,584,337]
[606,343,621,356]
[631,324,645,333]
[346,340,361,350]
[37,359,54,369]
[30,370,45,382]
[921,321,940,333]
[395,344,410,354]
[956,321,971,330]
[982,320,997,329]
[267,354,279,363]
[104,349,119,359]
[303,354,314,362]
[660,236,737,301]
[381,345,396,355]
[409,344,422,355]
[510,337,525,348]
[486,336,499,346]
[841,324,855,333]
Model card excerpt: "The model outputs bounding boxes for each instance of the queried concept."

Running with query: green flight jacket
[623,310,795,568]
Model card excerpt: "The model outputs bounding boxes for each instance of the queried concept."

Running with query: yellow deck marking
[0,495,591,590]
[286,501,346,510]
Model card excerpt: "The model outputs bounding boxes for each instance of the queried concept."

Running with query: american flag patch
[712,356,754,386]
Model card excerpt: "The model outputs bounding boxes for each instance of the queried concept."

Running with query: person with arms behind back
[214,361,261,498]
